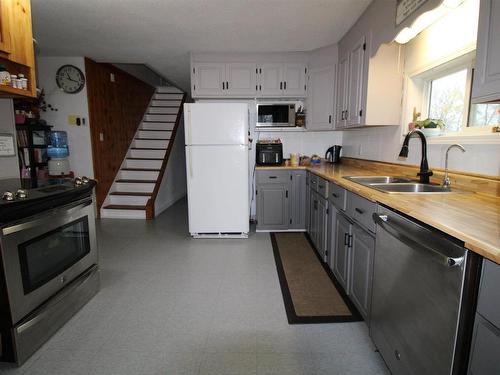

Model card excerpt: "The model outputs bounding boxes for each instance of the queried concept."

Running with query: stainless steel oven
[0,195,99,364]
[256,103,296,127]
[1,197,97,325]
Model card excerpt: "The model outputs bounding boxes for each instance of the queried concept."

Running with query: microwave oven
[256,103,296,127]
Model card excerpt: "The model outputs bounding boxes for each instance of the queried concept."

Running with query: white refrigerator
[184,103,249,238]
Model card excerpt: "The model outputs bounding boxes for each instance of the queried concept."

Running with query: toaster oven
[256,142,283,165]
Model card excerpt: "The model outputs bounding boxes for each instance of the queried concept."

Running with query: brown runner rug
[271,232,362,324]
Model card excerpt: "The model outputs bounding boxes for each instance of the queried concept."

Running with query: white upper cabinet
[257,63,307,97]
[307,64,335,131]
[347,36,366,127]
[471,0,500,103]
[283,63,307,97]
[192,62,257,97]
[192,63,225,97]
[335,54,349,129]
[225,63,258,97]
[258,63,283,97]
[191,55,307,98]
[336,31,402,128]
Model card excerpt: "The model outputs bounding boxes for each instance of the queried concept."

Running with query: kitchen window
[420,57,500,135]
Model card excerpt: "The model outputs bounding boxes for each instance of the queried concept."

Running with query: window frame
[404,51,500,144]
[420,59,474,132]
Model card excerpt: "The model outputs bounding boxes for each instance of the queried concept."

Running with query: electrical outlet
[110,73,115,82]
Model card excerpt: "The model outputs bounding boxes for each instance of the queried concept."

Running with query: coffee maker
[325,145,342,163]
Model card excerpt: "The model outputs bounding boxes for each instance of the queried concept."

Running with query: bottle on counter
[10,74,17,88]
[0,65,10,85]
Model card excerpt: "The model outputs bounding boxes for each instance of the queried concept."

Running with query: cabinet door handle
[280,82,283,90]
[348,234,353,248]
[355,208,365,214]
[259,85,262,91]
[268,176,277,179]
[256,85,258,91]
[331,192,338,198]
[345,110,348,119]
[344,233,349,246]
[222,82,225,90]
[226,81,229,89]
[284,81,287,90]
[329,115,332,124]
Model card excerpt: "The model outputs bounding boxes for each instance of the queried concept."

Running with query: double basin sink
[344,176,454,194]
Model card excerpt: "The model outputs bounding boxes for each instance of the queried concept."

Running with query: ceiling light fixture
[394,0,465,44]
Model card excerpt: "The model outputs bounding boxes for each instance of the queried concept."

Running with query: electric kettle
[325,145,342,163]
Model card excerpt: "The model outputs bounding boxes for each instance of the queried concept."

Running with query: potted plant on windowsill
[414,118,445,137]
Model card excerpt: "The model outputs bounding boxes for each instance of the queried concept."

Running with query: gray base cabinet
[256,183,289,230]
[468,259,500,374]
[290,170,307,230]
[255,170,306,231]
[333,213,351,292]
[349,224,374,319]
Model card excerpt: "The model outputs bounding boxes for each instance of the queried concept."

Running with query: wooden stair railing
[145,93,187,219]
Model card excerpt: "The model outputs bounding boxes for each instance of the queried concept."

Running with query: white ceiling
[31,0,371,91]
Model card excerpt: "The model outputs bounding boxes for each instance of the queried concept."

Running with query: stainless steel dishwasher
[371,205,481,375]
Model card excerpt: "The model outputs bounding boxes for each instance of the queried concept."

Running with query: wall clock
[56,65,85,94]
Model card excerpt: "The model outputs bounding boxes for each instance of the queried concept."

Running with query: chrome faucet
[442,144,465,188]
[399,129,433,184]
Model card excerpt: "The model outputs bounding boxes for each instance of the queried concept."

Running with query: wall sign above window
[396,0,429,26]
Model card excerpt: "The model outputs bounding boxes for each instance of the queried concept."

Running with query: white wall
[155,115,187,215]
[37,57,94,178]
[0,99,19,178]
[342,0,500,177]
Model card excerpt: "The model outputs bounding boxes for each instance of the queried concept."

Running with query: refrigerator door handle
[187,147,193,178]
[186,106,192,146]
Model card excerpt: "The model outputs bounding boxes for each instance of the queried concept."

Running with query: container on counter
[10,75,17,88]
[0,65,10,85]
[18,74,27,90]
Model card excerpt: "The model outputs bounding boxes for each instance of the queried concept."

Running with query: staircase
[100,86,186,219]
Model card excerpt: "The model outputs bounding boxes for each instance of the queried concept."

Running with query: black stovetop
[0,178,96,225]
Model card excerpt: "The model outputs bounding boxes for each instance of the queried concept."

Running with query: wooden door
[85,59,155,209]
[0,0,11,54]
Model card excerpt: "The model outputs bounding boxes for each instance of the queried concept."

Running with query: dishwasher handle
[373,213,465,268]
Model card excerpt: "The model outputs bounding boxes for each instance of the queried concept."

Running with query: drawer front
[347,192,377,233]
[477,259,500,328]
[317,177,329,199]
[256,170,289,184]
[328,182,346,211]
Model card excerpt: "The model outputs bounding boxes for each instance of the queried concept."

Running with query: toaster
[256,142,283,165]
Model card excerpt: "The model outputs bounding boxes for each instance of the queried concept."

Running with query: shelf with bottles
[0,58,35,98]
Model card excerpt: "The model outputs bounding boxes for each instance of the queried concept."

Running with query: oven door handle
[2,198,92,236]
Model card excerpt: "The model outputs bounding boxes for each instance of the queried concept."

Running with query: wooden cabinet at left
[0,0,36,98]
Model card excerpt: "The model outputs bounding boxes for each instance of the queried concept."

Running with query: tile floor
[0,199,389,375]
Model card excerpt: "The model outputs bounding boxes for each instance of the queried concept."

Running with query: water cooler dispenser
[48,131,71,176]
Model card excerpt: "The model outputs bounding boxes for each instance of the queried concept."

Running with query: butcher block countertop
[257,158,500,264]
